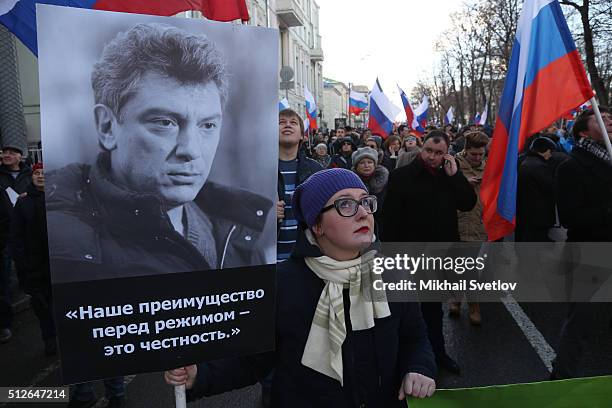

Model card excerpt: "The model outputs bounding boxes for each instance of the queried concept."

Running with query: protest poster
[37,4,278,384]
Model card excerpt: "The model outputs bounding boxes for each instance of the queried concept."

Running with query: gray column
[0,25,28,154]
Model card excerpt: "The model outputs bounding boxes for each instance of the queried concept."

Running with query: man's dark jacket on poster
[46,154,273,283]
[381,157,477,242]
[555,144,612,242]
[516,152,555,242]
[9,185,51,294]
[186,233,437,407]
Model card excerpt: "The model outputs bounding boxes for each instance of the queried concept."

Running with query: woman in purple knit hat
[166,168,436,407]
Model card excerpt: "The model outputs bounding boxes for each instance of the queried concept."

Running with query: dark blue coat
[187,233,436,407]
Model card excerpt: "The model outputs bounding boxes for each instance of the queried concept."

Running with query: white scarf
[300,231,390,385]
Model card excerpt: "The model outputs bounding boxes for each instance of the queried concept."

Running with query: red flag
[94,0,250,22]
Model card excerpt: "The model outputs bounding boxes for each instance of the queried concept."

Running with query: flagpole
[590,97,612,163]
[348,82,352,128]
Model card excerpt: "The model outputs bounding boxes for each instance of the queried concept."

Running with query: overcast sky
[318,0,462,116]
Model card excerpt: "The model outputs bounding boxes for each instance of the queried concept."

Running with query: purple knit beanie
[293,168,368,228]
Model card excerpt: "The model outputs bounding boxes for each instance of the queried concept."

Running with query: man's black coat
[380,157,477,242]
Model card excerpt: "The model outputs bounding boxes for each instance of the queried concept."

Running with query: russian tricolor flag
[368,79,396,138]
[479,102,488,126]
[304,85,318,130]
[399,86,428,136]
[414,96,429,130]
[444,106,454,126]
[349,90,368,117]
[481,0,593,241]
[279,97,290,111]
[0,0,250,55]
[398,86,415,131]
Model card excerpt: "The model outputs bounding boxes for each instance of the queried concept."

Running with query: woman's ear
[311,220,324,237]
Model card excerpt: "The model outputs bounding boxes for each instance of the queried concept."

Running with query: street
[2,298,611,408]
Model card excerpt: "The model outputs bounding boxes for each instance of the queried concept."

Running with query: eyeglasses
[321,195,377,217]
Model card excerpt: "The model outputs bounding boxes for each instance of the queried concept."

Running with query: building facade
[322,78,348,131]
[245,0,324,125]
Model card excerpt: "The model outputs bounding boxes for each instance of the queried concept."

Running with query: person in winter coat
[551,106,612,380]
[351,147,389,228]
[0,145,32,344]
[450,131,488,325]
[515,136,557,242]
[9,163,56,356]
[277,109,324,262]
[381,136,401,172]
[329,137,356,169]
[0,145,32,197]
[365,136,384,164]
[0,190,12,344]
[381,130,477,375]
[165,168,437,407]
[313,143,331,168]
[396,136,422,170]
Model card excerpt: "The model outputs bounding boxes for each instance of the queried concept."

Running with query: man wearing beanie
[9,163,57,356]
[351,147,388,226]
[381,130,476,376]
[0,145,32,198]
[166,168,437,407]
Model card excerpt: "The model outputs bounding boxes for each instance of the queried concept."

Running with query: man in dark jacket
[46,23,273,283]
[0,145,31,344]
[381,130,477,375]
[9,163,57,355]
[551,106,612,379]
[0,145,32,196]
[515,136,557,242]
[329,137,355,169]
[0,191,12,343]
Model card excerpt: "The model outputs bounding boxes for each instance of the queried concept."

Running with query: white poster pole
[175,384,186,408]
[590,97,612,163]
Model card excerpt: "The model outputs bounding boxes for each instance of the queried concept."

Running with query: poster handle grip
[175,384,186,408]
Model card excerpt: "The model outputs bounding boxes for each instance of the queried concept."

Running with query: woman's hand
[164,365,197,390]
[398,372,436,400]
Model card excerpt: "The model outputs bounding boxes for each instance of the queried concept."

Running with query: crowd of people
[0,103,611,407]
[167,106,612,406]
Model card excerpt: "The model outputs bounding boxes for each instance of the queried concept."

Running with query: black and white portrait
[38,6,279,283]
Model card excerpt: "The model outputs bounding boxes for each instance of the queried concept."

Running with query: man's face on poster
[97,71,223,208]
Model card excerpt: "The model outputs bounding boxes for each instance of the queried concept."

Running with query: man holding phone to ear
[381,130,476,375]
